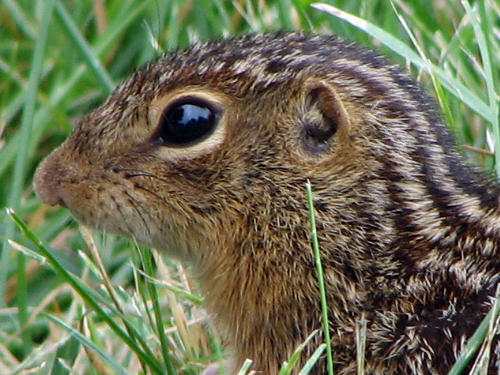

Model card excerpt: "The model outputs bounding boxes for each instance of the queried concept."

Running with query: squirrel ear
[300,79,351,155]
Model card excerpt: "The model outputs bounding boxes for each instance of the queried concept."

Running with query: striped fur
[35,32,500,374]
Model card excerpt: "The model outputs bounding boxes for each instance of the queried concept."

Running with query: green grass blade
[462,0,500,175]
[2,0,36,40]
[134,266,203,305]
[165,3,180,51]
[139,247,176,375]
[235,359,254,375]
[277,0,296,29]
[388,1,457,134]
[54,2,115,94]
[355,314,367,375]
[310,3,494,124]
[7,209,165,375]
[279,330,321,375]
[79,227,159,374]
[8,240,47,264]
[306,181,334,375]
[46,313,134,375]
[447,291,500,375]
[0,0,58,358]
[298,344,327,375]
[92,0,154,54]
[6,332,73,375]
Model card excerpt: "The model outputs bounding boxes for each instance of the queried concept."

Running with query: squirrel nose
[34,156,68,208]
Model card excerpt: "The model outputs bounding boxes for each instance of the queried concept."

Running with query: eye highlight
[152,98,219,147]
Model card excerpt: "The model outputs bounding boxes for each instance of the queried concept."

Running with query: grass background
[0,0,499,374]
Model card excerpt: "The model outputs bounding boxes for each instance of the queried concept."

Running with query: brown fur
[35,32,500,374]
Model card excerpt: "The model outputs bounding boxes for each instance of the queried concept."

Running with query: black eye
[153,99,218,146]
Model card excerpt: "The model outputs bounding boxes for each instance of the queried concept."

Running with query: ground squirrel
[34,32,500,374]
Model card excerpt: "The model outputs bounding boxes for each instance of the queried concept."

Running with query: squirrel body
[35,32,500,374]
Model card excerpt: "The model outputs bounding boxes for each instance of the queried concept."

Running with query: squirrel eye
[154,99,218,146]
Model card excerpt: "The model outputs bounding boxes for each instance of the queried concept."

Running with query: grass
[1,0,499,374]
[306,181,333,375]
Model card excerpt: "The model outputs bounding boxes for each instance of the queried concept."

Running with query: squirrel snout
[34,155,68,208]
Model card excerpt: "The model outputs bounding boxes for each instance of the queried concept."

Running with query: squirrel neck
[188,171,500,373]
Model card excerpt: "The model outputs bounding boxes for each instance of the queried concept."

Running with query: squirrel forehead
[113,32,392,101]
